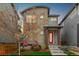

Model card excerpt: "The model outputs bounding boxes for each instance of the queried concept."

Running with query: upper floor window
[26,15,32,23]
[50,18,57,21]
[40,15,44,19]
[26,15,37,23]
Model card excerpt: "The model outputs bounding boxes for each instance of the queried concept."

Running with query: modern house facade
[59,4,79,48]
[21,6,62,49]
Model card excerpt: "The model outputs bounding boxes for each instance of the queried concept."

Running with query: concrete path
[48,45,67,55]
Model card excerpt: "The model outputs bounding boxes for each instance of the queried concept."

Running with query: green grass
[8,51,51,56]
[31,51,51,56]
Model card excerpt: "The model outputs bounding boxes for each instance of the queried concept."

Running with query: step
[52,53,67,55]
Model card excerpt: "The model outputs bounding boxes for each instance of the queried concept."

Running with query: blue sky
[15,3,74,23]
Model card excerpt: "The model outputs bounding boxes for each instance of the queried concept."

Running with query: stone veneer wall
[23,7,48,49]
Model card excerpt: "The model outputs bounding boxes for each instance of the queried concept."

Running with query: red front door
[49,32,54,44]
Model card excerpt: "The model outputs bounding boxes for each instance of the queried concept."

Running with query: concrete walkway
[48,45,67,55]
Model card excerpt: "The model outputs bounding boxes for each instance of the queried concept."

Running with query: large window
[26,15,32,23]
[26,15,37,23]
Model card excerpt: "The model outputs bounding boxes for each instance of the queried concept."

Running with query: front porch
[44,26,62,48]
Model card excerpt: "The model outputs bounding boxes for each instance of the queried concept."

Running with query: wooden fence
[0,43,18,55]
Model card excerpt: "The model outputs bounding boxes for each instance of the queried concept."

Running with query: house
[59,4,79,49]
[0,3,19,55]
[21,6,62,49]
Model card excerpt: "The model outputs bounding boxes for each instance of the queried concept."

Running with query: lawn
[8,50,51,56]
[31,51,51,56]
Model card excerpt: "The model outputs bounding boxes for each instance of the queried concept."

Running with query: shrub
[31,41,41,51]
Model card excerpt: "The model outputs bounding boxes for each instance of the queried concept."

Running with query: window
[50,18,57,21]
[26,15,37,23]
[40,15,44,19]
[32,15,37,23]
[26,15,32,23]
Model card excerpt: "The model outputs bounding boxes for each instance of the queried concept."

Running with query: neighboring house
[0,3,19,43]
[21,6,62,49]
[0,3,19,54]
[59,4,79,48]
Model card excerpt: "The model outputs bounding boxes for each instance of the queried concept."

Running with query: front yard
[5,48,78,56]
[8,49,51,56]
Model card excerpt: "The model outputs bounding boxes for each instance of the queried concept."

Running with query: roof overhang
[44,26,63,29]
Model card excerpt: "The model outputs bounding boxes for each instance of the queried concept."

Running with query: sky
[15,3,74,24]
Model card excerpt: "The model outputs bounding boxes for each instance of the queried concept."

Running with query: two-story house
[21,6,62,49]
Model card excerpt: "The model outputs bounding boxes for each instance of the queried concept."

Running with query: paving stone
[48,45,67,55]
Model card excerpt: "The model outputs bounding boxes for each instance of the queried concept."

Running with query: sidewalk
[48,45,67,55]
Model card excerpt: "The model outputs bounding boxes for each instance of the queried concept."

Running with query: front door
[48,31,58,45]
[48,32,54,44]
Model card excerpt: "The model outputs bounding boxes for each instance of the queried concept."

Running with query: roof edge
[59,3,78,25]
[11,3,19,19]
[48,15,60,17]
[21,6,49,14]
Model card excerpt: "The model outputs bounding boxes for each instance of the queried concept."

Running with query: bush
[31,45,41,51]
[31,41,41,51]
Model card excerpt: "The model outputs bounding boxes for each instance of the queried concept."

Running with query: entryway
[44,26,62,47]
[48,31,58,46]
